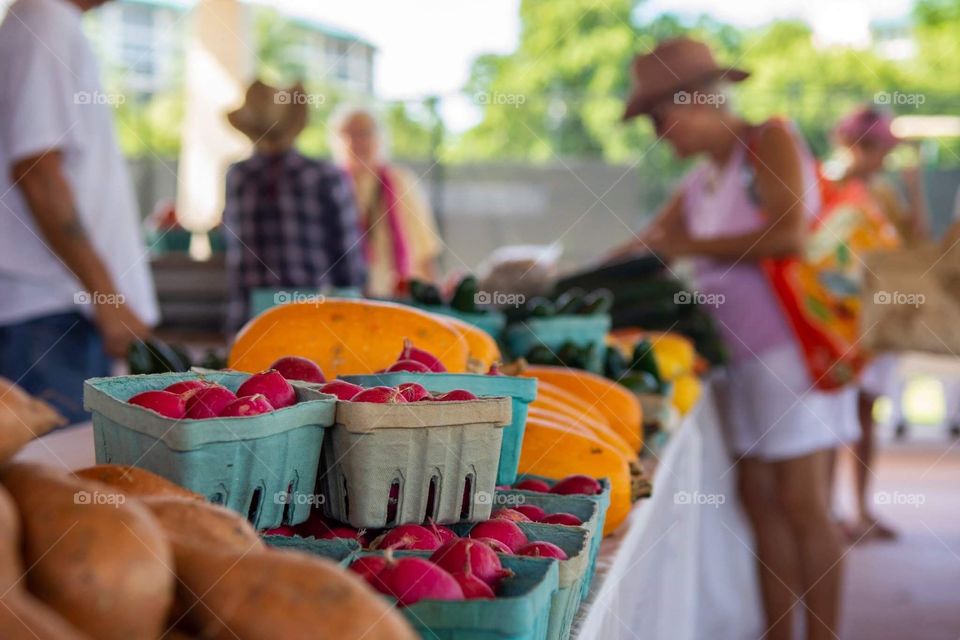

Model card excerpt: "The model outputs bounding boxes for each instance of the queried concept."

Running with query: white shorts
[859,354,901,397]
[713,343,861,462]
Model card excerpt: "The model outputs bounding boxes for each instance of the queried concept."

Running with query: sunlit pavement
[841,430,960,640]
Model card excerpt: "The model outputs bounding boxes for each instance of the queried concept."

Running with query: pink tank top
[681,121,821,363]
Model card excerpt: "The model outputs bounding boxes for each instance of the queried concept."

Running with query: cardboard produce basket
[344,372,537,485]
[84,371,335,530]
[504,315,611,373]
[319,397,512,528]
[262,535,360,567]
[355,550,559,640]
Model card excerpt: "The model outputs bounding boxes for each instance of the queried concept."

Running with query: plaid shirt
[223,150,367,333]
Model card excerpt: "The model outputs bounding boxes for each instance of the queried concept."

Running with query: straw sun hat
[622,37,749,120]
[226,80,308,146]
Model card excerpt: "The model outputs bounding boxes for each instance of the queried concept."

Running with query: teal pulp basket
[454,521,590,640]
[84,371,336,530]
[411,303,508,339]
[343,372,537,485]
[262,535,360,567]
[495,490,601,599]
[504,315,611,373]
[248,286,363,318]
[355,550,559,640]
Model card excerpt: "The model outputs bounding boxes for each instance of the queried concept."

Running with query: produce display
[1,286,718,639]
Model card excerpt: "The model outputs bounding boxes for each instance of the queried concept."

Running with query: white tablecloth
[574,382,764,640]
[16,382,764,640]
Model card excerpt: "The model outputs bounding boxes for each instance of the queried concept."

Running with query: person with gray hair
[331,105,441,298]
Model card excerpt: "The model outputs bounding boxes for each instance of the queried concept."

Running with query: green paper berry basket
[355,549,559,640]
[494,490,602,599]
[453,521,590,640]
[504,315,611,373]
[411,303,508,339]
[83,371,336,530]
[261,534,360,567]
[343,372,537,485]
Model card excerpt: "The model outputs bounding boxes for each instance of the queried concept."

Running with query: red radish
[487,362,502,376]
[269,356,326,383]
[492,508,531,522]
[550,474,602,496]
[397,338,446,373]
[398,382,431,402]
[319,379,364,400]
[430,389,478,402]
[128,391,187,419]
[514,505,548,522]
[371,524,440,551]
[164,379,210,396]
[386,359,431,373]
[262,525,296,537]
[378,557,464,606]
[351,386,407,404]
[218,394,274,417]
[427,520,458,544]
[452,572,495,599]
[430,538,510,586]
[184,385,237,419]
[236,370,296,409]
[541,512,583,526]
[514,478,551,493]
[349,556,389,590]
[468,520,528,553]
[518,541,568,560]
[474,537,513,555]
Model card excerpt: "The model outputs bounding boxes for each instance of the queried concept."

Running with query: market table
[573,382,764,640]
[15,380,765,640]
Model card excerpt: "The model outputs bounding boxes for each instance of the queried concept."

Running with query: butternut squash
[527,406,636,463]
[441,315,501,370]
[0,463,175,640]
[172,544,418,640]
[74,464,202,501]
[0,378,66,463]
[521,365,643,453]
[229,299,469,376]
[518,415,632,535]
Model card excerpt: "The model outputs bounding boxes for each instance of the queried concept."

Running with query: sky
[267,0,915,130]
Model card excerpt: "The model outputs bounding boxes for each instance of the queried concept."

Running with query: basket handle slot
[459,473,474,520]
[246,486,264,523]
[424,474,440,521]
[281,481,296,525]
[341,475,351,521]
[385,477,401,526]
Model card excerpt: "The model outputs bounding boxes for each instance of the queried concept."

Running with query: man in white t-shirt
[0,0,158,423]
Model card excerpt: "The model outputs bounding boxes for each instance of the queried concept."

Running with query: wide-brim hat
[226,80,308,145]
[623,37,749,121]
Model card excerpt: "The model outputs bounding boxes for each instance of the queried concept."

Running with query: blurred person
[0,0,157,424]
[223,81,367,333]
[331,105,441,298]
[830,106,928,540]
[612,38,855,640]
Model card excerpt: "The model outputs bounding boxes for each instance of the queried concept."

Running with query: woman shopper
[331,105,441,298]
[612,38,857,640]
[829,106,925,540]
